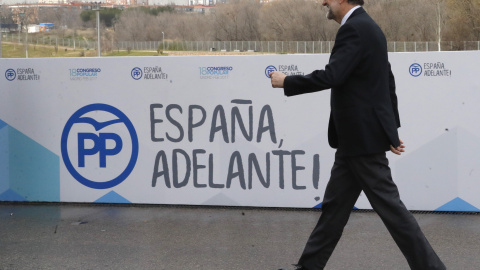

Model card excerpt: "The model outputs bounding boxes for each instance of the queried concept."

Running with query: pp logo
[409,63,423,77]
[131,67,143,80]
[61,104,139,189]
[265,65,277,78]
[5,69,16,81]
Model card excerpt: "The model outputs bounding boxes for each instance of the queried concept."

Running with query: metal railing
[2,33,480,53]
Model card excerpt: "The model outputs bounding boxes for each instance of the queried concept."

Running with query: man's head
[322,0,364,24]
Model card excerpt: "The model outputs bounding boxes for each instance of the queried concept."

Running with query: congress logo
[61,104,139,189]
[265,65,277,78]
[5,69,16,81]
[409,63,423,77]
[131,67,143,80]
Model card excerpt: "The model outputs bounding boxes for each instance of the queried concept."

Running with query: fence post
[426,42,428,51]
[313,41,315,54]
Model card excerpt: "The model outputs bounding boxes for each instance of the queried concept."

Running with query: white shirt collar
[341,5,361,26]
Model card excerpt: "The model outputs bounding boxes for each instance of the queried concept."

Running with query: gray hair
[348,0,364,5]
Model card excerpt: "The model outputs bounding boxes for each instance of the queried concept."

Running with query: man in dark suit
[270,0,446,269]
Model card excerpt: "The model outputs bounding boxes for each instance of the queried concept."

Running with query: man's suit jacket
[284,7,401,157]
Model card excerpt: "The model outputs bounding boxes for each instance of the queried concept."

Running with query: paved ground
[0,204,478,270]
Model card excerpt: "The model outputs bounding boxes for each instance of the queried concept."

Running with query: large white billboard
[1,52,479,212]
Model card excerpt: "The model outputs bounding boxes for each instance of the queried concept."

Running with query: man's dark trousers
[297,152,446,270]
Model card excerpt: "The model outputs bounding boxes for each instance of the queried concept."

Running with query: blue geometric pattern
[0,125,9,194]
[0,189,27,201]
[435,197,480,212]
[313,202,323,209]
[94,191,131,204]
[0,119,7,130]
[0,119,60,202]
[395,128,480,213]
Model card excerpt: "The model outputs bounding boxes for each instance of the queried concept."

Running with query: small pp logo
[5,69,16,81]
[131,67,143,80]
[409,63,422,77]
[265,65,277,78]
[61,104,139,189]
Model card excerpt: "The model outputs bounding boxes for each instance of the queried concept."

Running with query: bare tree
[444,0,480,41]
[212,0,261,41]
[115,8,152,42]
[1,5,14,24]
[433,0,448,50]
[260,0,337,41]
[105,0,480,47]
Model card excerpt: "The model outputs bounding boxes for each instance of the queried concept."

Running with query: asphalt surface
[0,204,478,270]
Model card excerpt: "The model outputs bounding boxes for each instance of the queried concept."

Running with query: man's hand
[269,71,287,88]
[390,139,405,155]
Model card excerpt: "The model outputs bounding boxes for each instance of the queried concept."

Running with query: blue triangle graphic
[435,197,480,212]
[313,202,323,209]
[94,191,131,204]
[0,189,27,201]
[0,119,7,130]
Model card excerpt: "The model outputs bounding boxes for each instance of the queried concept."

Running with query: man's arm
[270,24,363,96]
[389,62,401,128]
[388,63,404,153]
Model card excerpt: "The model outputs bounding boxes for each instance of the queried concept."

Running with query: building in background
[1,0,223,5]
[2,0,227,6]
[38,0,68,3]
[1,0,226,30]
